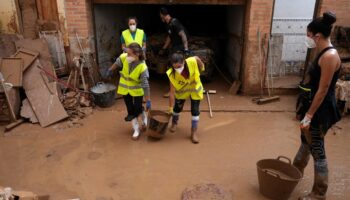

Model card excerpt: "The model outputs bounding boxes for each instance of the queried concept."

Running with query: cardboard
[0,58,23,87]
[13,48,39,71]
[26,82,68,127]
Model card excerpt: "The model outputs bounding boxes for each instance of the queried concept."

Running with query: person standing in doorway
[293,11,341,200]
[121,17,146,54]
[159,7,190,98]
[167,52,205,144]
[108,43,151,140]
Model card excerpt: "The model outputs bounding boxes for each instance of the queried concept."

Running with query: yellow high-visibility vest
[122,29,144,47]
[117,53,147,97]
[166,57,204,100]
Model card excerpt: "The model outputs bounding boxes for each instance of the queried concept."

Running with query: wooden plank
[12,48,39,71]
[23,59,49,91]
[93,0,245,5]
[36,0,59,22]
[26,82,68,127]
[0,58,23,87]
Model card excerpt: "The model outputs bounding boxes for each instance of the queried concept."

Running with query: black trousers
[123,94,143,119]
[173,98,200,116]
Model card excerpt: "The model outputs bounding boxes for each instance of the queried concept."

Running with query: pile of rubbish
[332,26,350,114]
[146,34,215,81]
[0,33,97,132]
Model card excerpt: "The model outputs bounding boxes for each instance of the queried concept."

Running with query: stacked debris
[0,35,94,131]
[146,34,215,81]
[332,26,350,114]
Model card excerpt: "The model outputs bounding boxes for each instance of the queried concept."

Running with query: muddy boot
[170,113,179,132]
[299,159,328,200]
[190,117,199,144]
[191,128,199,144]
[140,111,148,132]
[131,118,140,140]
[293,144,311,176]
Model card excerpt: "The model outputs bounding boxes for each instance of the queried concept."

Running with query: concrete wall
[0,0,20,34]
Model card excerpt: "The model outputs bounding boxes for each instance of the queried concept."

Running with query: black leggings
[123,94,143,118]
[173,98,200,116]
[301,125,327,160]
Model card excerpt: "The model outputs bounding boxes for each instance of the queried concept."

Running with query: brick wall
[65,0,95,55]
[241,0,274,94]
[318,0,350,26]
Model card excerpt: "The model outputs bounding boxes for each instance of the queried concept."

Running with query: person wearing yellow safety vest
[121,17,146,54]
[108,43,151,140]
[167,52,205,144]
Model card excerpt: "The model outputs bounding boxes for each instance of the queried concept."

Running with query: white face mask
[175,65,184,74]
[305,37,316,48]
[129,25,136,32]
[126,56,135,64]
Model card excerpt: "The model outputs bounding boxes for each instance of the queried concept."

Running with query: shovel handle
[277,156,292,165]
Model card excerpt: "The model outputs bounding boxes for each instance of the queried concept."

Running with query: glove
[168,106,173,115]
[184,49,190,57]
[146,100,151,111]
[104,69,113,78]
[300,114,312,129]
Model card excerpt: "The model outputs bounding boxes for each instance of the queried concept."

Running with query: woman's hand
[300,113,312,130]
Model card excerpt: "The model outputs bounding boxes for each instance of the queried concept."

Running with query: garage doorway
[267,0,317,90]
[93,2,245,93]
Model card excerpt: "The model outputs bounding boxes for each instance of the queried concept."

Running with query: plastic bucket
[146,110,171,139]
[257,156,302,200]
[90,82,116,107]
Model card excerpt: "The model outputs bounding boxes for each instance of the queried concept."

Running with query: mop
[252,28,280,105]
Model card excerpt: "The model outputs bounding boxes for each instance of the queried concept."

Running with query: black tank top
[308,46,341,131]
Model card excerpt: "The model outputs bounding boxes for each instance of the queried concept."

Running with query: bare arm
[306,51,339,117]
[169,82,175,108]
[162,36,171,50]
[178,30,188,50]
[195,56,205,72]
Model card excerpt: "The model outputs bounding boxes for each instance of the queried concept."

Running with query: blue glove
[146,100,151,111]
[105,69,113,78]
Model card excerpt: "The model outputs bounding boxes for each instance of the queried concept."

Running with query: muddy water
[0,107,349,200]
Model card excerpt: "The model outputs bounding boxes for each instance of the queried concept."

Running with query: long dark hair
[128,42,145,61]
[307,11,337,37]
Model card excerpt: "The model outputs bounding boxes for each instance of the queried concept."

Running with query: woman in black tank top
[293,12,341,200]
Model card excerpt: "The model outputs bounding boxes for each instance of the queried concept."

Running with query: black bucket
[90,82,116,107]
[146,110,171,139]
